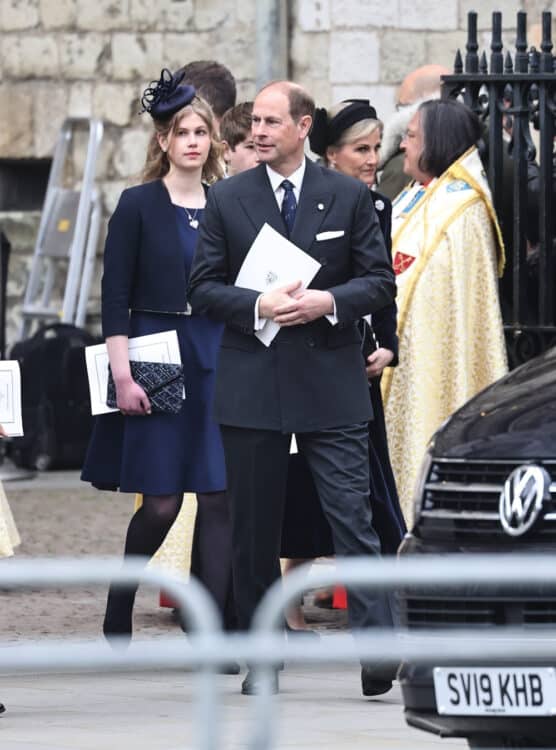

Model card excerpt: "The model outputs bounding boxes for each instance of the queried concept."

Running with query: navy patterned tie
[280,179,297,237]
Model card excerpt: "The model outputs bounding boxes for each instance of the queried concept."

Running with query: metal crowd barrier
[1,555,556,750]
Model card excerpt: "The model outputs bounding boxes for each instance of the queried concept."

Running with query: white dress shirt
[254,158,337,329]
[265,160,306,209]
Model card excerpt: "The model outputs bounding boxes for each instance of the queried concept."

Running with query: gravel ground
[0,480,346,642]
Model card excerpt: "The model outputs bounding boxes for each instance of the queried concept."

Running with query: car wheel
[468,737,555,749]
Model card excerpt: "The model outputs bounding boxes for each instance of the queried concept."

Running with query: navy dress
[81,207,226,495]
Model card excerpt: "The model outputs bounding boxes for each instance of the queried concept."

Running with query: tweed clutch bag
[106,361,184,414]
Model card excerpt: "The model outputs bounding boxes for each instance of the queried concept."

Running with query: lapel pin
[317,202,324,211]
[375,199,384,211]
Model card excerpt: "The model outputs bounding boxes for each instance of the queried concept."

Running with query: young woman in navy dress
[81,70,231,641]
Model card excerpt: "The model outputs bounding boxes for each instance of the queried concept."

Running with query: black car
[397,345,556,749]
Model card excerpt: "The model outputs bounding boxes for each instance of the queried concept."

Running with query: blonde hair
[142,95,224,184]
[324,102,383,165]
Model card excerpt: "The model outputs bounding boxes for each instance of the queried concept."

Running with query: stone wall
[0,0,552,344]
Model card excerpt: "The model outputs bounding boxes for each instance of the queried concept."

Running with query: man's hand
[365,347,394,379]
[273,289,334,326]
[258,281,302,319]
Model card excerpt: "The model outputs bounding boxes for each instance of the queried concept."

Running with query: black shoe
[103,586,135,646]
[217,661,241,675]
[241,669,279,695]
[361,665,395,697]
[0,701,5,715]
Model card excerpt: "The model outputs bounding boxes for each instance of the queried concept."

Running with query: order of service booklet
[0,360,23,436]
[85,330,183,415]
[234,222,322,347]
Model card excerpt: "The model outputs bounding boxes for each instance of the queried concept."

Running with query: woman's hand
[105,335,151,416]
[366,347,394,379]
[115,377,151,416]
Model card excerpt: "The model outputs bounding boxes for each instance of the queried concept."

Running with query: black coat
[188,158,396,433]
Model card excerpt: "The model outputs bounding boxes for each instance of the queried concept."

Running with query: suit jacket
[188,158,396,433]
[101,180,192,338]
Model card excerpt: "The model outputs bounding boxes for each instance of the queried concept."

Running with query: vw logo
[499,465,551,537]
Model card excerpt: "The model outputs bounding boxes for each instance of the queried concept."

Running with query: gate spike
[454,49,463,74]
[465,11,479,73]
[504,50,514,75]
[529,46,540,74]
[540,10,553,73]
[480,51,488,74]
[490,11,503,74]
[515,10,528,73]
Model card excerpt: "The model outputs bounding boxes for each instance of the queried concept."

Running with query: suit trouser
[220,422,393,632]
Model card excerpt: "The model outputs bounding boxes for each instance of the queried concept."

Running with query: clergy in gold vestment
[382,100,508,522]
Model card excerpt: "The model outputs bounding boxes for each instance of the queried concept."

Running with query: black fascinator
[309,107,330,156]
[140,68,196,119]
[309,99,379,155]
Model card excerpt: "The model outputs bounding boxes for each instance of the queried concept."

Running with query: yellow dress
[382,147,508,524]
[0,482,20,558]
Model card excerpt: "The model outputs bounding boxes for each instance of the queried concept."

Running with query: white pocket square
[315,230,345,241]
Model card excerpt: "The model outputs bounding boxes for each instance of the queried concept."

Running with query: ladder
[18,118,104,340]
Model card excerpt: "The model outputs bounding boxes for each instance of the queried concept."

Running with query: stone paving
[0,471,466,750]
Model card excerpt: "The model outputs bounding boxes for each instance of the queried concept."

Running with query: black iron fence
[442,10,556,368]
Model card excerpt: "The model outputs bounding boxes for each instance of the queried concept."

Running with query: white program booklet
[235,223,322,347]
[85,330,183,415]
[0,360,23,436]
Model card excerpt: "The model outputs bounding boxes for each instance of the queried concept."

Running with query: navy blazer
[101,180,190,338]
[189,158,396,433]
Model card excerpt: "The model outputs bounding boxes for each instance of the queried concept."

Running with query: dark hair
[220,102,253,148]
[180,60,236,119]
[418,99,482,177]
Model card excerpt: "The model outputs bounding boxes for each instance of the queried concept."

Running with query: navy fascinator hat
[309,99,378,156]
[140,68,196,119]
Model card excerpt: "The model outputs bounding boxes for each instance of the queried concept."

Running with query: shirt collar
[265,159,306,194]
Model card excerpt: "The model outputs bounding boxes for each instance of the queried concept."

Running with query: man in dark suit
[189,81,396,696]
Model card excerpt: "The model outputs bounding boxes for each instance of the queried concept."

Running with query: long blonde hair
[142,95,224,184]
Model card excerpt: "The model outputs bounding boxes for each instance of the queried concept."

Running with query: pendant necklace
[183,206,199,229]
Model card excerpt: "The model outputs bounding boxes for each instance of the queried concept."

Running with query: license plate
[434,667,556,716]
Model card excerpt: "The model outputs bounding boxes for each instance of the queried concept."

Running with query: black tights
[124,493,183,559]
[191,491,236,630]
[103,493,182,638]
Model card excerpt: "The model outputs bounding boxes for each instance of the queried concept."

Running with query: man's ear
[299,114,313,139]
[221,140,232,164]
